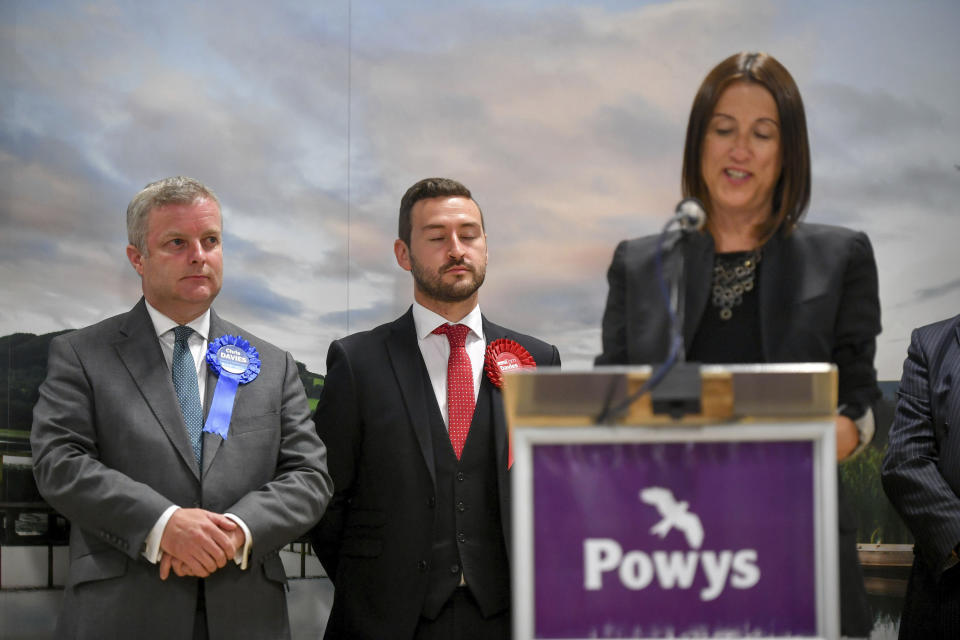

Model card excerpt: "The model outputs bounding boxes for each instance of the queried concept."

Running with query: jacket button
[457,532,466,543]
[456,501,466,512]
[449,564,460,574]
[418,560,428,571]
[427,497,436,508]
[456,472,465,481]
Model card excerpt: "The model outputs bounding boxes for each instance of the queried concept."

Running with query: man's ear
[126,244,146,276]
[394,239,412,272]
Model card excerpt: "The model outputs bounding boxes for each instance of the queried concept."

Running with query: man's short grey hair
[126,176,220,253]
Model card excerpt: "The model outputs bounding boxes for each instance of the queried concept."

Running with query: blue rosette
[203,334,261,439]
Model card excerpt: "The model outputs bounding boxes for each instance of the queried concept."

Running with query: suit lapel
[115,299,200,478]
[481,317,510,473]
[938,322,960,491]
[386,309,438,487]
[200,310,227,477]
[682,231,714,349]
[950,323,960,436]
[758,229,789,360]
[481,316,514,557]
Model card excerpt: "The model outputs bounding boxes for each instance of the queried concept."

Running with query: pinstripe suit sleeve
[882,319,960,577]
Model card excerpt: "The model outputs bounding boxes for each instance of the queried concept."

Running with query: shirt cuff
[224,513,252,570]
[142,505,179,564]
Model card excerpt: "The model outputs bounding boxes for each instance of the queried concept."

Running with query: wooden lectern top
[502,363,838,427]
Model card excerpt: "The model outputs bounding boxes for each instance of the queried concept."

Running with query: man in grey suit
[882,314,960,639]
[31,176,332,639]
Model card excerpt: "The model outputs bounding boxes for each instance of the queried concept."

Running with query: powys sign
[531,441,816,637]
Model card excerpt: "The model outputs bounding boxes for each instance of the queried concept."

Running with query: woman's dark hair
[681,52,810,240]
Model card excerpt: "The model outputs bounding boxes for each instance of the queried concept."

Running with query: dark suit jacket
[310,308,560,640]
[30,299,333,640]
[596,222,881,635]
[882,314,960,638]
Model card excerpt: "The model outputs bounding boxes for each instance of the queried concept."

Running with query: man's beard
[410,255,486,303]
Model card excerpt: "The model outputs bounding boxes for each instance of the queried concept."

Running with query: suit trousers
[898,561,960,639]
[413,587,510,640]
[193,609,208,640]
[192,579,208,640]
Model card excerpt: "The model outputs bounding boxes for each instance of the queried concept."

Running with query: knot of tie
[432,323,470,348]
[174,324,194,346]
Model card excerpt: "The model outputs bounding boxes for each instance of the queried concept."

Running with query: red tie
[433,323,474,459]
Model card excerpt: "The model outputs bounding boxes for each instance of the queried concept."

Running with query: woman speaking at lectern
[596,52,880,637]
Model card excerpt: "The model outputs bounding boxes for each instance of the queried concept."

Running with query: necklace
[711,249,761,320]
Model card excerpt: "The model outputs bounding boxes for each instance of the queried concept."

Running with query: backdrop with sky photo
[3,0,958,377]
[3,11,959,636]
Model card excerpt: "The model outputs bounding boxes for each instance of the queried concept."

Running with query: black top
[688,250,763,364]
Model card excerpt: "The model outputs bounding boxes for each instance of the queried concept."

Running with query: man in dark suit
[311,177,561,639]
[31,176,333,639]
[882,314,960,639]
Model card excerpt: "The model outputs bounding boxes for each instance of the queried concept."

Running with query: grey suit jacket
[31,299,332,640]
[883,315,960,575]
[310,308,560,640]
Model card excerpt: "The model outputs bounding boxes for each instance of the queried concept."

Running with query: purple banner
[532,441,816,637]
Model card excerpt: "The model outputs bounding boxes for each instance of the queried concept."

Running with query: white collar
[144,300,211,341]
[411,302,483,341]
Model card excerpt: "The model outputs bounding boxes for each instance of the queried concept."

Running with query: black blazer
[310,308,560,640]
[882,315,960,638]
[596,222,882,411]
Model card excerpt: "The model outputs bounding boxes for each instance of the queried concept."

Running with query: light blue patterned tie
[172,325,203,466]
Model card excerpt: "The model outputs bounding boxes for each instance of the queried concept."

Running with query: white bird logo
[639,487,704,549]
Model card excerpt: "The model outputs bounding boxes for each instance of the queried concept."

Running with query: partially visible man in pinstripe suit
[882,314,960,639]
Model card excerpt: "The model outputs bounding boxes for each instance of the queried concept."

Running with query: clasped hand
[158,508,245,580]
[835,415,859,462]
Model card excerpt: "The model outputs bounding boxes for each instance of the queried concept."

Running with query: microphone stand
[595,200,705,424]
[648,228,702,418]
[659,229,687,363]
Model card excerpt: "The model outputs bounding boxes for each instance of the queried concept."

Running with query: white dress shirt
[411,302,485,429]
[140,301,251,569]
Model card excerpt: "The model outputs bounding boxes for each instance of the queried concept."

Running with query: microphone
[672,197,706,232]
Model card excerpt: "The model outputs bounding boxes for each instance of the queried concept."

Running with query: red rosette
[485,339,536,470]
[484,339,536,389]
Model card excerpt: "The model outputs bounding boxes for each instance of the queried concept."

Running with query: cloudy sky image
[2,0,958,380]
